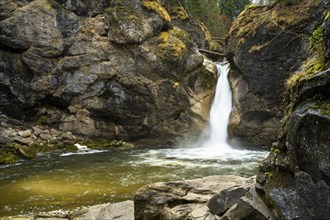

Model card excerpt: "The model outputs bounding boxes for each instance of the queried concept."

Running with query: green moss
[0,150,20,165]
[287,25,327,89]
[309,26,324,49]
[200,66,216,89]
[105,6,143,26]
[170,6,188,20]
[36,115,48,125]
[325,10,330,21]
[141,0,171,22]
[154,29,187,59]
[209,41,220,51]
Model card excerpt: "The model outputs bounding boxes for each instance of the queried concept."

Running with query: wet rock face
[225,1,324,147]
[257,69,330,219]
[0,0,210,143]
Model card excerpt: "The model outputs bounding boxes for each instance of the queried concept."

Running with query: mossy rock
[0,149,20,165]
[141,0,171,22]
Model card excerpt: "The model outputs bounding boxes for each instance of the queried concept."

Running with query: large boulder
[225,0,324,147]
[134,175,251,220]
[0,0,214,145]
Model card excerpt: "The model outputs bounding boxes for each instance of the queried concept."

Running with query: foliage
[161,0,252,37]
[218,0,251,19]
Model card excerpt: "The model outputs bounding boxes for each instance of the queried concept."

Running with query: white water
[133,61,268,165]
[202,62,232,150]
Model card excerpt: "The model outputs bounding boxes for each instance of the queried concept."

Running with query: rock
[73,201,134,220]
[32,126,45,136]
[207,185,251,215]
[15,145,36,159]
[39,133,51,141]
[61,132,76,141]
[106,2,171,44]
[1,121,8,127]
[18,130,32,138]
[134,175,251,220]
[169,6,211,49]
[225,0,324,147]
[13,136,33,145]
[220,197,267,220]
[0,0,211,144]
[0,135,8,144]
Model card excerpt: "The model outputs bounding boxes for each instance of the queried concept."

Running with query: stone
[13,137,33,145]
[15,145,36,159]
[220,197,267,220]
[0,135,8,144]
[134,175,250,220]
[225,0,324,147]
[0,0,210,145]
[1,121,8,127]
[39,133,51,141]
[18,130,32,138]
[32,126,45,136]
[72,201,134,220]
[207,185,250,215]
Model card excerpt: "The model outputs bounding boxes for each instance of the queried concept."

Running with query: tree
[218,0,252,19]
[161,0,252,36]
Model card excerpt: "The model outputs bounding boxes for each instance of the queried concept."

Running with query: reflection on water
[0,146,268,217]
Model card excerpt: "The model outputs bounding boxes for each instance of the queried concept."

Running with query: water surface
[0,146,267,217]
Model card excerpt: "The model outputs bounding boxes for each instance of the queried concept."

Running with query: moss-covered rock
[169,6,213,50]
[255,1,330,217]
[225,0,324,147]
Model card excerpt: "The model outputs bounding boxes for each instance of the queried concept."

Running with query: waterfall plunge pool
[0,62,269,217]
[0,146,268,217]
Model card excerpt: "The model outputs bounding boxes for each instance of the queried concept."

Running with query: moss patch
[230,0,321,46]
[141,0,171,22]
[36,115,48,125]
[200,66,216,89]
[153,29,187,59]
[170,6,188,20]
[287,25,328,88]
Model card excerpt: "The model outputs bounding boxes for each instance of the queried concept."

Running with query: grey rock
[13,136,33,145]
[1,121,8,127]
[61,132,76,141]
[220,197,268,220]
[0,135,8,144]
[225,1,324,147]
[18,130,32,138]
[40,133,51,141]
[207,185,250,215]
[73,201,134,220]
[134,175,251,220]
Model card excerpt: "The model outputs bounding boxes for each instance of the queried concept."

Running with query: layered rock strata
[0,0,216,162]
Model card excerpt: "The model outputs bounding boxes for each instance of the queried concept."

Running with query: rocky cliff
[0,0,215,161]
[225,0,325,147]
[255,0,330,218]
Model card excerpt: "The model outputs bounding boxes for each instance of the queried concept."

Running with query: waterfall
[202,62,232,150]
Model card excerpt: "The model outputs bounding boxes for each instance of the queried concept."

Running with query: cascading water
[202,61,232,150]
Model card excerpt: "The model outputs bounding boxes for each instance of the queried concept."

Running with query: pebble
[40,133,51,141]
[18,130,32,138]
[13,137,33,145]
[1,121,8,127]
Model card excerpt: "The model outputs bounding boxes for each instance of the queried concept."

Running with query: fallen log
[198,48,225,57]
